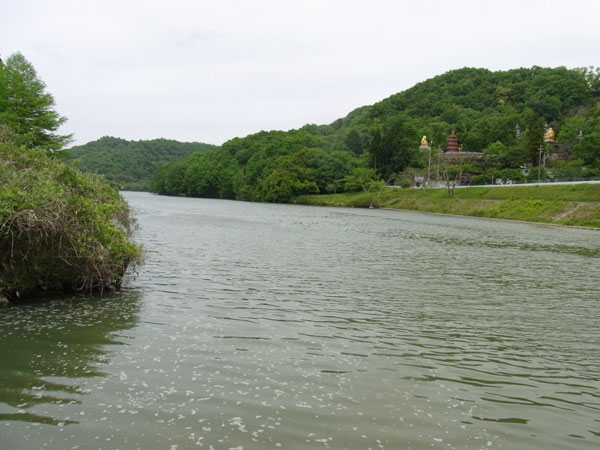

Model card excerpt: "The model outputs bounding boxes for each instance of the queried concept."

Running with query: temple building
[445,130,460,153]
[441,130,482,159]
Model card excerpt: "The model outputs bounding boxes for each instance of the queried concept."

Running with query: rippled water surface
[1,191,599,449]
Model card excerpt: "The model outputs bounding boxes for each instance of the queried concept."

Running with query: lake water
[1,191,599,449]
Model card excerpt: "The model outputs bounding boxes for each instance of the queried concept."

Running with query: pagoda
[440,130,483,160]
[445,130,460,153]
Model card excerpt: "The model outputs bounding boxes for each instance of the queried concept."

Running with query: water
[1,191,599,449]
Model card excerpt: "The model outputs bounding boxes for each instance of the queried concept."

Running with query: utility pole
[537,145,544,183]
[428,141,432,187]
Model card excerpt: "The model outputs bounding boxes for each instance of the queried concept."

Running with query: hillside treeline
[66,137,216,191]
[152,66,600,202]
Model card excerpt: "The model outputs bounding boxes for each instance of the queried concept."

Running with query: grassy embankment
[294,184,600,228]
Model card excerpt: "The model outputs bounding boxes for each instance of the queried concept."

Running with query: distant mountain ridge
[66,136,216,190]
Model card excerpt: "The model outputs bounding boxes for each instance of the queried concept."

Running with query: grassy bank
[294,184,600,228]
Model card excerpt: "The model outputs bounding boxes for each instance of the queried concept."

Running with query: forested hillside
[66,137,216,190]
[152,66,600,201]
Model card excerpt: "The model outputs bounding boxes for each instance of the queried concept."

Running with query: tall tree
[0,52,71,150]
[345,129,363,155]
[368,128,383,170]
[573,133,600,169]
[525,112,545,164]
[378,115,419,178]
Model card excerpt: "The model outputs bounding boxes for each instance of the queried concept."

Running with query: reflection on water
[1,192,599,449]
[0,292,140,426]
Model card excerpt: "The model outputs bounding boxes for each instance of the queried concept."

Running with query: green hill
[151,66,600,201]
[66,136,217,190]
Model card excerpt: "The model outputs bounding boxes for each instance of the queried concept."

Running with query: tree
[557,116,587,156]
[258,153,319,202]
[345,129,363,155]
[572,133,600,168]
[368,128,383,169]
[381,115,419,177]
[343,167,380,193]
[151,66,600,202]
[438,159,462,195]
[527,94,562,122]
[0,52,71,150]
[525,112,545,163]
[67,137,216,190]
[0,143,142,298]
[312,150,361,192]
[483,141,507,156]
[579,66,600,96]
[184,157,220,198]
[368,115,419,178]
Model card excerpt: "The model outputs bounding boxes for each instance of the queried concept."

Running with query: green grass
[293,184,600,228]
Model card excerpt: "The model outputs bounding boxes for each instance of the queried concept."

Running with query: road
[456,180,600,188]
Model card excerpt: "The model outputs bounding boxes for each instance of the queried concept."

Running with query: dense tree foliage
[0,141,142,299]
[573,133,600,167]
[66,137,216,190]
[152,66,599,201]
[0,53,142,301]
[0,53,72,150]
[152,129,364,202]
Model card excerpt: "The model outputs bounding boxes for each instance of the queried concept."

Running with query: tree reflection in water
[0,291,141,425]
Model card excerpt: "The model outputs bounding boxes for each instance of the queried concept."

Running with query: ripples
[1,193,599,449]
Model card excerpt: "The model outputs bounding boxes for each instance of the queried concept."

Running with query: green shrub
[471,173,492,185]
[0,143,142,299]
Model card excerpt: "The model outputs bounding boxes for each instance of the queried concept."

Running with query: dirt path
[553,202,586,221]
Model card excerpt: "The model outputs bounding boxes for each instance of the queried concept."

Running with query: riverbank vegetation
[294,184,600,228]
[0,52,142,301]
[150,66,600,203]
[66,137,216,190]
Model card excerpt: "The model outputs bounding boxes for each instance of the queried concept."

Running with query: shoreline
[378,206,600,231]
[293,184,600,230]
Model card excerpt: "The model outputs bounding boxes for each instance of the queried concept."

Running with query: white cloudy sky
[3,0,600,146]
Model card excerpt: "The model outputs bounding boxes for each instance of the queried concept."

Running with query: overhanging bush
[0,143,142,298]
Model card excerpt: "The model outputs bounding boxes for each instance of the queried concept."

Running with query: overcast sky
[3,0,600,146]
